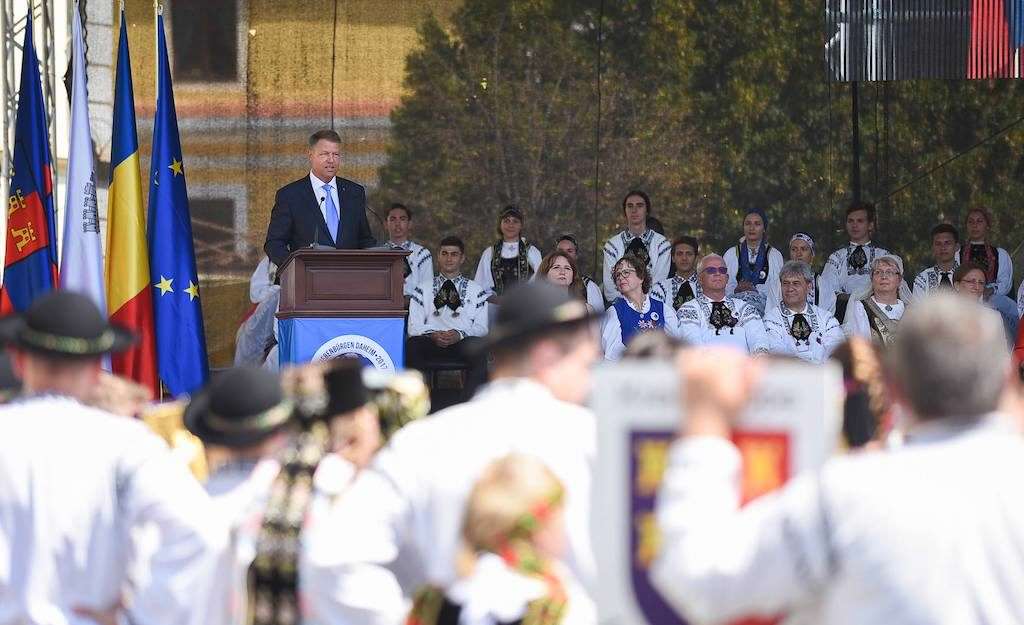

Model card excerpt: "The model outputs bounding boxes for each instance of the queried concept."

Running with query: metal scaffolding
[0,0,57,202]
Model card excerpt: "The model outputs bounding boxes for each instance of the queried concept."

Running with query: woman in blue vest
[601,255,680,360]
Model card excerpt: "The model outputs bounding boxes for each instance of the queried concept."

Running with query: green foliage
[376,0,1024,285]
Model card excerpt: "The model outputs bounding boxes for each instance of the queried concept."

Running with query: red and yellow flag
[105,9,157,395]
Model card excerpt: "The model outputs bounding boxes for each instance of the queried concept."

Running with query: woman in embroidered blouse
[722,208,785,316]
[475,205,542,304]
[843,255,912,346]
[601,256,679,361]
[537,251,590,308]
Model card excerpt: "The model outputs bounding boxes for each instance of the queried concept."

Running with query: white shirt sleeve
[723,247,739,296]
[821,313,847,356]
[816,273,837,313]
[653,238,672,283]
[763,310,797,357]
[650,437,831,624]
[739,305,770,354]
[843,300,871,339]
[121,437,228,625]
[821,250,843,295]
[996,248,1013,296]
[465,286,490,337]
[528,246,543,274]
[475,247,495,293]
[601,306,625,361]
[766,275,782,312]
[249,256,275,304]
[678,303,704,346]
[912,272,929,300]
[602,240,619,302]
[586,280,606,312]
[660,297,681,338]
[407,282,430,337]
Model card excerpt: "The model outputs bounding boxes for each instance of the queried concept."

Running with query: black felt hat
[473,281,600,353]
[323,359,369,416]
[0,290,135,358]
[184,366,294,448]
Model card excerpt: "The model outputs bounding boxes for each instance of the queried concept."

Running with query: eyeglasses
[703,266,729,275]
[614,269,637,280]
[872,269,900,278]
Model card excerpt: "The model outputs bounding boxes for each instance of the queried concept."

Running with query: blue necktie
[323,183,340,242]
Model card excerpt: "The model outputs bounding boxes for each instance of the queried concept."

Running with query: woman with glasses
[843,255,912,347]
[601,255,679,360]
[956,262,1018,344]
[538,250,591,309]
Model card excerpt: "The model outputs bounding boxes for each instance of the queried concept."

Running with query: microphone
[310,195,329,249]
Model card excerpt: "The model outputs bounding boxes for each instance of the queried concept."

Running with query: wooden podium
[276,249,409,319]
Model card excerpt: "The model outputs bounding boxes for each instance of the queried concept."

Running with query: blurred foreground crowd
[3,276,1024,625]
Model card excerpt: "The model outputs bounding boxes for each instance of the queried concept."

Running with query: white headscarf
[851,254,913,303]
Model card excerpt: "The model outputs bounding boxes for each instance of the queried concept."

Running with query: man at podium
[264,129,376,266]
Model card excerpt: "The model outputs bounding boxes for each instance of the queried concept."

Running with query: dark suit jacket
[263,175,376,266]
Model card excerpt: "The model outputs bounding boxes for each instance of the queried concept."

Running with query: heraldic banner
[278,317,404,371]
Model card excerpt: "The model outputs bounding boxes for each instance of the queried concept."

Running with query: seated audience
[722,208,785,315]
[408,236,489,395]
[822,201,890,323]
[843,254,911,347]
[767,232,836,313]
[652,236,702,312]
[234,255,280,367]
[475,205,542,304]
[382,202,433,297]
[602,255,679,361]
[678,254,769,354]
[555,233,605,311]
[763,261,845,364]
[405,454,595,625]
[955,207,1019,330]
[912,223,960,297]
[601,190,671,300]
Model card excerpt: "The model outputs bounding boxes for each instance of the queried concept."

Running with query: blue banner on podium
[278,317,404,370]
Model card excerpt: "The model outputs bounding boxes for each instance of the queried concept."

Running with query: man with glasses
[678,254,769,354]
[764,261,845,363]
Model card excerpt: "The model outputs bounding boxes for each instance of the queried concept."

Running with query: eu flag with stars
[148,12,208,396]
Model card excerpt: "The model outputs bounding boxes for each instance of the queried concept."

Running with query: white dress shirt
[843,297,905,342]
[582,276,606,312]
[956,243,1013,296]
[474,241,543,296]
[303,378,598,623]
[601,294,681,361]
[601,230,672,300]
[678,295,770,354]
[722,243,785,313]
[651,273,702,311]
[408,274,489,338]
[821,241,891,297]
[386,240,433,297]
[0,396,224,625]
[309,171,339,230]
[763,302,846,363]
[651,415,1024,625]
[912,264,959,299]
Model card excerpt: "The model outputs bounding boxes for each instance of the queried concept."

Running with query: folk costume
[601,229,672,301]
[822,240,891,322]
[601,294,680,361]
[652,273,702,313]
[765,234,837,314]
[956,241,1013,297]
[912,263,958,299]
[723,210,784,316]
[763,302,846,364]
[678,294,770,355]
[843,256,912,348]
[407,274,490,396]
[308,284,601,623]
[387,239,434,297]
[0,291,224,625]
[475,240,542,299]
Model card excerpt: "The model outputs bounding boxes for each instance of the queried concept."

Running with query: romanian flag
[105,9,157,394]
[1,14,58,313]
[148,12,209,396]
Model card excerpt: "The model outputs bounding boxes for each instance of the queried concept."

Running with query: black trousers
[405,334,488,397]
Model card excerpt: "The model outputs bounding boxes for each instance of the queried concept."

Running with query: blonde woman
[842,254,912,347]
[406,454,595,625]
